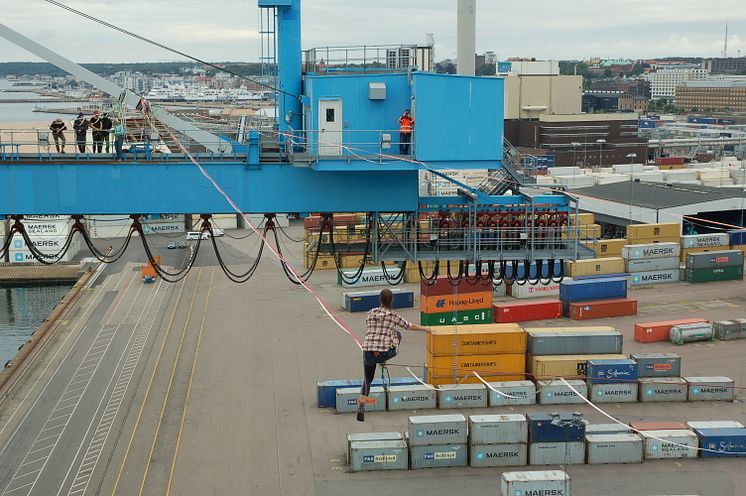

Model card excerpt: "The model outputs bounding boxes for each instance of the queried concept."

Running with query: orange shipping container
[634,318,709,343]
[426,353,525,377]
[426,373,525,386]
[420,291,492,314]
[427,324,526,356]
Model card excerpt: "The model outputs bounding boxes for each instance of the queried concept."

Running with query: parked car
[178,241,187,249]
[167,242,176,249]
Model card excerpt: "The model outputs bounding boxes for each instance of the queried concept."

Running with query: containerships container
[567,298,637,320]
[559,277,627,303]
[409,442,468,469]
[336,386,386,413]
[585,433,643,464]
[527,329,623,356]
[641,430,698,459]
[537,380,588,405]
[587,359,638,384]
[499,470,571,496]
[630,353,681,378]
[713,320,746,341]
[387,385,437,411]
[625,257,679,273]
[629,269,679,286]
[408,414,467,446]
[426,353,525,378]
[589,382,638,403]
[349,440,409,472]
[528,412,587,443]
[529,442,585,465]
[622,242,680,260]
[685,265,744,283]
[470,443,527,468]
[469,414,528,444]
[487,380,536,407]
[638,377,688,402]
[685,376,735,402]
[492,300,562,323]
[347,432,403,464]
[685,250,744,269]
[437,384,488,409]
[633,318,708,343]
[426,323,525,356]
[697,428,746,458]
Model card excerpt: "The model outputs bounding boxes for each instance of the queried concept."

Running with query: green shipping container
[420,308,493,326]
[685,265,744,283]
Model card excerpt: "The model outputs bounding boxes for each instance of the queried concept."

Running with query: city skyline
[0,0,744,64]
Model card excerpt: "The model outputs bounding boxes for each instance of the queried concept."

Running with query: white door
[318,99,342,156]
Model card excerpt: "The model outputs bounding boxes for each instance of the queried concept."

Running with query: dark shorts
[363,348,398,367]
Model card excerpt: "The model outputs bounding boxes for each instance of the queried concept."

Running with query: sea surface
[0,79,81,123]
[0,285,73,366]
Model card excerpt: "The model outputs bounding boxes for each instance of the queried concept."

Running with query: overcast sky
[1,0,745,63]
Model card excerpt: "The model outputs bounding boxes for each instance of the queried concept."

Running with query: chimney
[457,0,476,76]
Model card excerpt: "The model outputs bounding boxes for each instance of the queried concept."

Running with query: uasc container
[409,442,467,469]
[529,442,585,465]
[437,384,488,409]
[587,358,638,384]
[500,470,571,496]
[630,353,681,378]
[586,433,643,464]
[527,328,623,356]
[528,412,587,443]
[387,385,437,411]
[349,440,409,472]
[685,376,735,402]
[670,322,713,345]
[468,414,528,444]
[697,428,746,458]
[336,386,386,413]
[589,382,638,403]
[470,443,528,468]
[537,380,588,405]
[488,380,537,407]
[408,414,467,446]
[420,308,493,327]
[641,430,698,459]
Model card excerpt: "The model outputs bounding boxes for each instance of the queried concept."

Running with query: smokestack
[457,0,476,76]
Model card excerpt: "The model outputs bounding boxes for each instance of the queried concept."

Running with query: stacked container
[621,242,680,287]
[407,414,468,469]
[487,380,537,407]
[425,324,526,386]
[581,238,627,259]
[9,216,81,264]
[529,354,627,380]
[342,289,413,312]
[586,358,639,404]
[492,300,563,323]
[420,276,493,326]
[585,433,643,464]
[527,413,587,465]
[469,414,528,467]
[565,257,625,278]
[640,430,698,460]
[347,432,408,472]
[560,277,634,319]
[633,318,708,343]
[680,233,730,263]
[437,384,488,409]
[626,222,681,246]
[685,250,744,283]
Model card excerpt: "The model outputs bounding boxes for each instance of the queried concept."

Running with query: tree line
[0,62,264,78]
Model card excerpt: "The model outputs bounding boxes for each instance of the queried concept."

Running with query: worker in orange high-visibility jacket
[398,109,414,155]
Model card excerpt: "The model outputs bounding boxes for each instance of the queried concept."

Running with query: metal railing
[284,128,415,164]
[303,44,432,74]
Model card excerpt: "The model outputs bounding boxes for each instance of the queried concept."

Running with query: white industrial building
[649,66,709,100]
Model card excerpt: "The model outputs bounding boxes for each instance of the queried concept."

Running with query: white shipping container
[625,257,679,273]
[438,384,487,409]
[468,414,527,445]
[537,380,587,405]
[641,430,698,459]
[408,414,467,446]
[629,269,680,286]
[346,432,404,464]
[586,433,643,464]
[612,163,645,174]
[336,387,386,413]
[589,382,638,403]
[510,279,569,299]
[488,381,537,407]
[500,470,571,496]
[387,385,437,411]
[529,442,585,465]
[622,242,680,260]
[20,221,74,236]
[349,440,408,472]
[339,268,403,288]
[470,443,527,468]
[549,166,582,177]
[685,376,735,402]
[141,222,185,235]
[585,423,633,436]
[680,233,730,249]
[638,377,688,402]
[686,420,745,431]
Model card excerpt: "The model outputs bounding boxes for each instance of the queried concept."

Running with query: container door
[318,99,343,156]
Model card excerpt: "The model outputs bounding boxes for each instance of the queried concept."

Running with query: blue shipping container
[586,359,638,384]
[559,277,627,303]
[697,428,746,458]
[344,289,414,313]
[317,377,421,407]
[728,230,746,246]
[528,412,586,443]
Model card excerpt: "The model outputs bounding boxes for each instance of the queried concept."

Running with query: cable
[276,222,305,243]
[222,218,265,239]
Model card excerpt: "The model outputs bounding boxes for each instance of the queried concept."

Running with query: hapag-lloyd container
[470,443,527,467]
[681,233,730,249]
[387,385,437,411]
[685,249,744,269]
[621,242,680,260]
[567,298,637,320]
[500,470,571,496]
[633,318,708,344]
[585,423,633,436]
[713,320,746,340]
[349,440,409,472]
[587,358,638,384]
[408,414,467,446]
[526,328,623,356]
[559,277,627,303]
[437,384,488,409]
[670,322,714,345]
[687,420,745,431]
[420,276,491,298]
[641,430,698,459]
[488,381,537,407]
[625,257,679,273]
[468,414,528,444]
[697,428,746,458]
[536,380,588,405]
[528,412,587,442]
[336,387,386,413]
[420,291,492,314]
[638,377,688,402]
[529,442,585,465]
[585,433,643,464]
[630,353,682,378]
[685,376,735,401]
[629,269,680,286]
[347,432,404,464]
[493,300,562,323]
[589,382,638,403]
[409,442,468,469]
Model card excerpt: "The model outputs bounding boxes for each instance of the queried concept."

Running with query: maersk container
[621,242,680,260]
[586,433,643,464]
[685,376,735,402]
[468,414,528,445]
[586,358,638,384]
[685,250,744,269]
[528,412,587,443]
[409,443,468,469]
[687,420,745,431]
[387,385,437,411]
[437,384,487,409]
[625,257,679,273]
[559,277,627,303]
[670,322,713,345]
[680,233,730,249]
[585,423,633,436]
[349,440,409,472]
[697,428,746,458]
[714,320,746,341]
[408,414,467,446]
[529,442,585,465]
[641,430,698,459]
[537,380,588,405]
[685,265,744,283]
[589,382,638,403]
[630,353,681,378]
[347,432,403,464]
[638,377,688,402]
[470,443,527,468]
[629,269,679,286]
[336,387,386,413]
[527,330,623,356]
[342,289,414,312]
[500,470,571,496]
[317,376,419,408]
[488,380,537,407]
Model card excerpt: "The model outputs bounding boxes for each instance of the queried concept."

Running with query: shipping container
[316,376,420,408]
[493,300,562,323]
[630,236,681,245]
[621,242,680,260]
[566,258,625,278]
[409,443,468,469]
[727,229,746,246]
[527,329,623,356]
[685,376,735,401]
[426,372,524,387]
[420,308,493,326]
[338,267,403,288]
[638,377,688,402]
[470,443,527,468]
[585,423,633,436]
[426,323,525,356]
[641,430,698,460]
[500,471,571,496]
[342,289,414,312]
[687,420,745,431]
[529,442,585,465]
[347,432,403,464]
[589,382,638,403]
[469,414,528,444]
[568,298,637,320]
[582,238,627,258]
[630,353,682,378]
[437,384,488,409]
[685,265,744,283]
[679,246,721,263]
[336,387,386,413]
[587,359,638,384]
[420,276,492,297]
[508,279,568,299]
[562,223,601,240]
[537,380,588,405]
[570,212,595,225]
[633,319,708,344]
[686,250,744,269]
[387,385,437,411]
[488,381,537,407]
[625,257,679,273]
[585,433,643,464]
[697,428,746,458]
[680,233,730,249]
[670,322,713,345]
[408,414,468,446]
[426,353,524,378]
[559,277,627,303]
[714,320,746,341]
[420,291,493,314]
[629,421,687,431]
[626,223,680,241]
[528,354,627,379]
[528,412,587,443]
[349,440,409,472]
[632,269,679,287]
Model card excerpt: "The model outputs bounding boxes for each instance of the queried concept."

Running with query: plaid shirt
[363,307,412,352]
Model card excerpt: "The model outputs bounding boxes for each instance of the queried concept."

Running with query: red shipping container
[634,318,709,343]
[420,276,492,298]
[303,215,322,229]
[493,300,562,323]
[567,298,637,320]
[629,421,687,431]
[655,156,686,166]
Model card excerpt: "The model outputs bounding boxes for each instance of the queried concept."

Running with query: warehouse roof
[572,181,743,209]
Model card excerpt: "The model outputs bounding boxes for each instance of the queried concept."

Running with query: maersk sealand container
[559,277,627,303]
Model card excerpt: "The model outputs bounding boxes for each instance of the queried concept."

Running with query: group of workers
[49,110,126,161]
